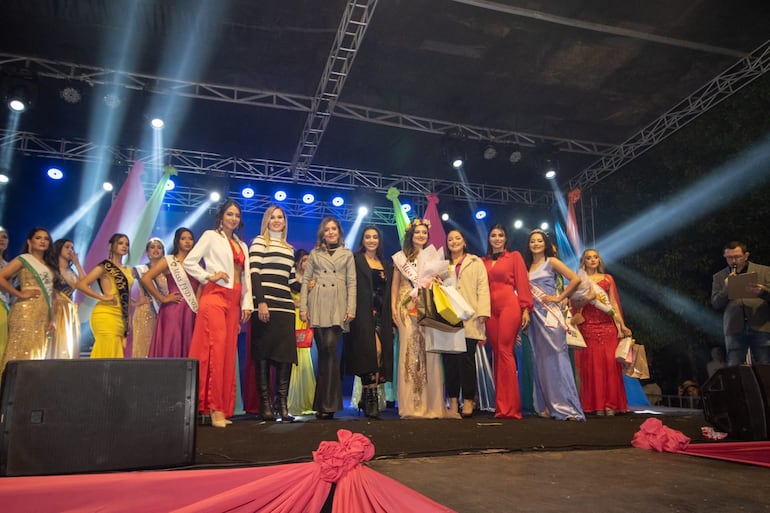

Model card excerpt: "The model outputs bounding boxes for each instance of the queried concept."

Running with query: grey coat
[300,246,357,331]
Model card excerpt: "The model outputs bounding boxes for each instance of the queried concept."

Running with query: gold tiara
[406,218,431,230]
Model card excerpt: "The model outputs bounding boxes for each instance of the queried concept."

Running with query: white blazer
[183,229,254,311]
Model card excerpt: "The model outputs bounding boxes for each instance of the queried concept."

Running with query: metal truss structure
[0,52,616,157]
[569,39,770,191]
[0,129,555,206]
[291,0,378,177]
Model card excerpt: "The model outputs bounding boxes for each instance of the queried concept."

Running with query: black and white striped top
[248,235,296,315]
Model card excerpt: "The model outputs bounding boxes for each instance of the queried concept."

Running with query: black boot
[364,387,381,419]
[275,363,295,423]
[257,360,275,421]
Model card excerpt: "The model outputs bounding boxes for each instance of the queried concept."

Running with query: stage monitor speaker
[702,364,770,441]
[0,358,198,476]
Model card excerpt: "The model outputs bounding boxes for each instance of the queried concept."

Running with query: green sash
[18,254,53,320]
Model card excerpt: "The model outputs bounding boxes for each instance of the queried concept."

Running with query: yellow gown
[90,266,133,358]
[287,290,317,415]
[0,267,52,376]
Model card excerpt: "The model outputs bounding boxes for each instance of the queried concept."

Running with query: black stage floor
[193,407,708,469]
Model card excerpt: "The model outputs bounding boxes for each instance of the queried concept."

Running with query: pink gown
[148,273,199,358]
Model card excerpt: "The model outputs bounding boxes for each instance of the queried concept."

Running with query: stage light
[8,98,26,113]
[241,186,255,199]
[358,206,369,216]
[103,93,121,109]
[47,168,63,180]
[442,130,466,170]
[540,222,549,231]
[102,182,114,192]
[165,179,175,191]
[151,118,165,129]
[209,191,221,202]
[402,203,412,213]
[302,193,315,204]
[274,190,287,201]
[441,213,450,221]
[332,196,344,207]
[0,174,9,184]
[545,169,557,180]
[475,210,487,220]
[513,219,523,229]
[482,144,497,160]
[59,86,82,104]
[544,158,557,179]
[509,145,522,164]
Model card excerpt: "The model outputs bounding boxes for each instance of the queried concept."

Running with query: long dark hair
[356,225,384,259]
[24,227,57,272]
[486,223,508,256]
[523,229,555,268]
[215,199,244,232]
[53,238,73,265]
[403,220,430,261]
[107,232,130,262]
[171,228,195,256]
[0,227,8,261]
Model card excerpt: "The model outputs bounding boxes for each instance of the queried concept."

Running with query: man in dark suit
[711,241,770,366]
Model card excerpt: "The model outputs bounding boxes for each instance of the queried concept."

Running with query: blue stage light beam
[597,135,770,263]
[160,199,214,247]
[0,110,21,216]
[344,206,370,248]
[52,189,109,241]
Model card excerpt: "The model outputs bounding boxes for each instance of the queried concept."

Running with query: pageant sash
[134,264,161,314]
[17,254,54,319]
[392,251,420,307]
[530,282,569,331]
[101,259,130,336]
[166,255,198,313]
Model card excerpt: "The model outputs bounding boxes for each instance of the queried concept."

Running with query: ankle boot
[257,359,275,421]
[364,387,380,419]
[276,363,295,422]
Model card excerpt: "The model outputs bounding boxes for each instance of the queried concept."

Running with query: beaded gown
[50,269,80,359]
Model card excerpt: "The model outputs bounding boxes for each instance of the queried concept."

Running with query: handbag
[417,285,463,333]
[432,282,461,325]
[424,326,466,353]
[564,309,586,348]
[624,343,650,379]
[615,336,634,364]
[439,284,475,321]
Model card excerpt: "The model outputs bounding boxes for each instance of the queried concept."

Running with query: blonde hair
[260,205,290,247]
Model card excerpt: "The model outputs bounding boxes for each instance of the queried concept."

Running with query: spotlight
[47,168,63,180]
[540,222,549,231]
[274,190,287,202]
[3,72,37,113]
[544,158,557,179]
[302,193,315,204]
[451,157,464,169]
[59,86,82,104]
[102,182,114,192]
[165,179,175,191]
[241,186,255,199]
[103,93,122,108]
[441,213,450,221]
[442,130,466,170]
[331,196,344,207]
[474,209,487,220]
[209,191,221,202]
[8,98,26,113]
[509,146,522,164]
[402,203,412,213]
[513,219,523,229]
[358,206,369,216]
[0,174,9,184]
[545,169,557,180]
[151,118,165,129]
[482,144,497,160]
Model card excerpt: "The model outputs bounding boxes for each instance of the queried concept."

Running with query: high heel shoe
[210,410,227,428]
[461,399,474,418]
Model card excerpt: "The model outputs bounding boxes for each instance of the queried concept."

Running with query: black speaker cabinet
[702,364,770,441]
[0,358,198,476]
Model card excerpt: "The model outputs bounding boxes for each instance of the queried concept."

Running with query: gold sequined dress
[0,265,54,376]
[0,259,8,365]
[132,269,166,358]
[49,269,80,359]
[393,253,449,419]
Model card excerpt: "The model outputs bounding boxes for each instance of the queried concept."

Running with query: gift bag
[439,284,475,321]
[624,343,650,379]
[615,336,634,363]
[295,327,314,348]
[424,326,466,353]
[417,285,463,332]
[432,282,461,325]
[564,309,586,348]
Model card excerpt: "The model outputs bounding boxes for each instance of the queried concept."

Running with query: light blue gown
[528,258,585,420]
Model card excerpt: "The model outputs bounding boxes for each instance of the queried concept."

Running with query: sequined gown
[528,258,585,420]
[132,271,166,358]
[393,256,449,419]
[90,266,133,358]
[0,266,54,376]
[50,270,80,359]
[0,259,8,365]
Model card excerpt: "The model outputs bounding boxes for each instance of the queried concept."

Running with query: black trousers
[313,326,343,413]
[442,338,479,400]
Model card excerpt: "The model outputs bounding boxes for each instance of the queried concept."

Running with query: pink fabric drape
[423,193,446,257]
[566,189,581,257]
[0,429,457,513]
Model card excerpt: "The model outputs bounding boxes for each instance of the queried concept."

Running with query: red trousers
[486,289,523,419]
[188,281,242,417]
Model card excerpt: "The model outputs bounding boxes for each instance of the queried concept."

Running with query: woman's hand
[300,311,308,323]
[344,312,355,324]
[209,271,229,283]
[521,309,530,330]
[542,294,560,304]
[161,292,182,304]
[620,325,632,337]
[101,294,115,304]
[240,309,252,323]
[135,295,150,306]
[17,289,41,300]
[257,302,270,323]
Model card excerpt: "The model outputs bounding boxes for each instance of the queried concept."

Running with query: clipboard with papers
[728,272,758,299]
